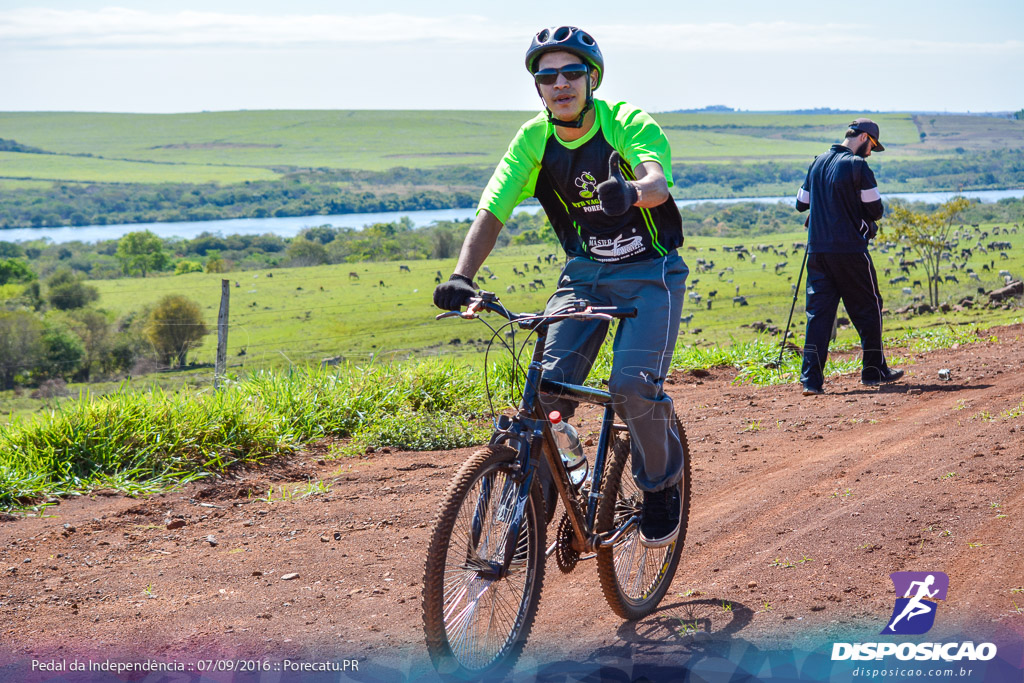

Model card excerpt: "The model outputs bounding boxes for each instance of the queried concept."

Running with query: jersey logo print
[574,171,598,199]
[588,230,645,261]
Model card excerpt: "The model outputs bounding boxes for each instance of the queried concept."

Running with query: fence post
[215,278,229,391]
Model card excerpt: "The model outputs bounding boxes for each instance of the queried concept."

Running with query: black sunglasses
[533,63,589,86]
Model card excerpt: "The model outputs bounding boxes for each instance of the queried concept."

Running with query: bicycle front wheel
[422,445,546,680]
[595,416,691,620]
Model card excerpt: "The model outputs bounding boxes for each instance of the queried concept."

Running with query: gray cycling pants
[539,251,688,493]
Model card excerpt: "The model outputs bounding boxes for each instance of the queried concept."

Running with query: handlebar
[436,290,637,329]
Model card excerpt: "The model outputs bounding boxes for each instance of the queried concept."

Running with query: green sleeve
[477,114,549,224]
[599,100,676,187]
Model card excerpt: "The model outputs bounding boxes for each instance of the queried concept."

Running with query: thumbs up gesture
[596,151,639,217]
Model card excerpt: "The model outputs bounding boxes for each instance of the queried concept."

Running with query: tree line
[2,150,1022,230]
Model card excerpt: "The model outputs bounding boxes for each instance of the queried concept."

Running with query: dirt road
[2,325,1022,681]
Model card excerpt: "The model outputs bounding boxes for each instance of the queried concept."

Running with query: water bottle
[548,411,589,488]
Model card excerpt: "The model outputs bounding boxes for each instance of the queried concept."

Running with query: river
[2,188,1022,244]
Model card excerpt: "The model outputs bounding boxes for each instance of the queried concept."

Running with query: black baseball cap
[849,118,884,151]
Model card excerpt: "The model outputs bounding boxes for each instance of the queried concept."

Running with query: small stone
[166,519,186,530]
[320,535,329,543]
[349,588,362,595]
[333,531,342,540]
[281,573,299,581]
[908,388,923,396]
[205,535,218,547]
[747,581,758,588]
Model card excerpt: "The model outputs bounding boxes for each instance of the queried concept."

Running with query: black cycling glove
[432,274,477,310]
[597,151,639,217]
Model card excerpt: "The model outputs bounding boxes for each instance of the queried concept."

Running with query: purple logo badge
[881,571,949,635]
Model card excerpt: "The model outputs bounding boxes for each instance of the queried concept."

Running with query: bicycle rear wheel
[595,416,690,620]
[422,445,546,680]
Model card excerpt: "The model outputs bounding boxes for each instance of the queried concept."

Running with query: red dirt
[2,324,1023,680]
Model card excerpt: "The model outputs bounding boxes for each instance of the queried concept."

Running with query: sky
[1,0,1022,114]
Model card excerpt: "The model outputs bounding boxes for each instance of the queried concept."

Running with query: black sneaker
[639,486,681,548]
[802,385,824,396]
[862,368,904,386]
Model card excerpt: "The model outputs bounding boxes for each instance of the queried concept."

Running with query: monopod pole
[775,244,808,372]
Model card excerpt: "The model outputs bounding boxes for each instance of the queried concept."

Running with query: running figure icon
[882,571,949,635]
[887,575,939,631]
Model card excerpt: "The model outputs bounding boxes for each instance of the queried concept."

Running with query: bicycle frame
[441,294,640,576]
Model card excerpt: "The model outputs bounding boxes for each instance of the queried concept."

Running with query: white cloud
[2,8,1020,56]
[0,8,521,49]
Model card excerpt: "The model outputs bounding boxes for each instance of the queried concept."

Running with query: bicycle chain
[554,512,579,574]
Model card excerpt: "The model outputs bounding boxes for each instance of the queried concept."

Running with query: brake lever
[435,297,485,321]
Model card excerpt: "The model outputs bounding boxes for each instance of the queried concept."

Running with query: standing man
[796,118,903,395]
[432,26,688,548]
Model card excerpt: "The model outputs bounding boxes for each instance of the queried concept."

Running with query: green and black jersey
[478,99,684,263]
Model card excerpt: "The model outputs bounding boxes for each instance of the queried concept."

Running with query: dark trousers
[800,252,890,389]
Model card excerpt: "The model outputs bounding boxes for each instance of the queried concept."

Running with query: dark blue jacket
[796,144,884,254]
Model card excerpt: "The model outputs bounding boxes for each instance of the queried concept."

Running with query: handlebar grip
[588,306,638,319]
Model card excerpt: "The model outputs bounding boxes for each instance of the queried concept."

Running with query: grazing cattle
[982,264,990,272]
[969,272,981,281]
[732,296,748,307]
[533,265,542,273]
[999,269,1011,278]
[266,272,273,278]
[506,285,515,293]
[884,268,891,276]
[533,279,546,288]
[977,287,987,295]
[691,278,699,286]
[349,272,359,280]
[912,280,922,288]
[1000,252,1009,260]
[528,282,537,291]
[707,290,718,298]
[435,275,442,284]
[378,280,386,287]
[706,299,713,310]
[399,264,411,273]
[234,281,240,287]
[902,287,913,295]
[680,314,694,327]
[513,267,524,277]
[945,275,959,283]
[889,276,908,285]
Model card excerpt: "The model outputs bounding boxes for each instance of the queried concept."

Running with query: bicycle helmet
[525,26,604,129]
[525,26,604,88]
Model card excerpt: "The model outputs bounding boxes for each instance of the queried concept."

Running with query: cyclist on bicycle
[433,26,688,548]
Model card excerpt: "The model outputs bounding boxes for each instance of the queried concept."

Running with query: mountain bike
[421,291,691,680]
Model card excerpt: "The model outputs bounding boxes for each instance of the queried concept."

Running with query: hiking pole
[773,229,809,371]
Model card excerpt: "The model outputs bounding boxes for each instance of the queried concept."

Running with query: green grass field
[1,111,1018,184]
[76,221,1024,374]
[2,220,1021,428]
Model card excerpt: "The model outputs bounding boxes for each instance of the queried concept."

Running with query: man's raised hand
[596,151,638,217]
